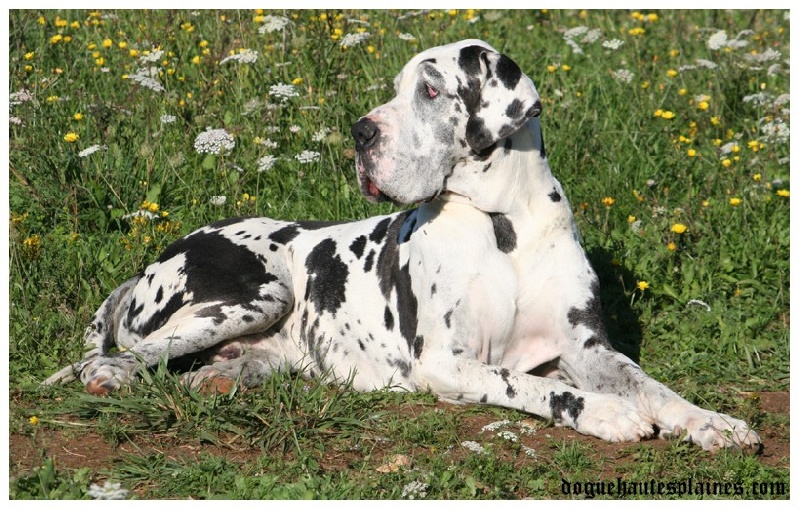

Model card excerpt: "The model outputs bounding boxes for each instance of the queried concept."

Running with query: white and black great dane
[45,39,760,452]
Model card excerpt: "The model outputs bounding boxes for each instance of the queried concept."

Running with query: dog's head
[351,39,542,205]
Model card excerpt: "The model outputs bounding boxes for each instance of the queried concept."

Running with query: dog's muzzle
[351,118,390,203]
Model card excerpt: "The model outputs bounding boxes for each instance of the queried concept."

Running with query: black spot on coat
[305,238,349,315]
[550,391,585,422]
[488,213,517,253]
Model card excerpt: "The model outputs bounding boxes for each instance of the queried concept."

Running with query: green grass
[9,9,789,500]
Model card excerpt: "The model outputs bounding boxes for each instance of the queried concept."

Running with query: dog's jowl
[45,39,760,452]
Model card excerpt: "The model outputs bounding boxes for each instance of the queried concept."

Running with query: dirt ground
[9,391,789,495]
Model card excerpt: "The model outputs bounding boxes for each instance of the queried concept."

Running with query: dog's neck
[442,118,566,218]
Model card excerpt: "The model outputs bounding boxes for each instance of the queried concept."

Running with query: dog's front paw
[566,393,655,443]
[78,353,137,395]
[664,410,761,452]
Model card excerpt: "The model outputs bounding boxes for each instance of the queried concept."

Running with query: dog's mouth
[357,157,391,203]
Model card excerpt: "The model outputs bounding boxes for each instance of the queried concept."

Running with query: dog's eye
[425,83,439,99]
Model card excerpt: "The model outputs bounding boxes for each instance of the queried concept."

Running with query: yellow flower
[24,51,35,60]
[729,197,742,206]
[601,196,615,207]
[637,281,650,291]
[731,144,741,153]
[627,215,636,223]
[73,112,83,121]
[747,140,760,152]
[561,64,571,72]
[647,13,658,22]
[50,34,63,44]
[697,100,709,111]
[678,88,687,96]
[776,189,789,197]
[38,16,46,25]
[129,49,139,58]
[667,69,678,78]
[199,40,209,48]
[192,55,201,65]
[687,149,697,157]
[653,109,663,117]
[29,416,39,426]
[671,223,688,234]
[628,27,645,36]
[701,199,710,207]
[710,116,720,125]
[46,95,59,103]
[721,158,732,167]
[667,242,677,251]
[661,111,675,120]
[102,38,113,48]
[63,132,79,143]
[669,49,680,57]
[547,65,557,73]
[752,173,762,181]
[292,77,303,85]
[118,41,127,50]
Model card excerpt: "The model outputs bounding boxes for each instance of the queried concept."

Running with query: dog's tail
[42,276,141,386]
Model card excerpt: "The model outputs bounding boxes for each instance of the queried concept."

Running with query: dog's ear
[459,45,542,153]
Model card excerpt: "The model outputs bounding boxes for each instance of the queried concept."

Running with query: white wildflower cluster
[563,26,603,54]
[209,195,227,206]
[257,137,278,149]
[160,114,176,124]
[243,98,262,116]
[312,127,332,143]
[611,69,634,84]
[9,89,34,107]
[295,150,320,164]
[460,440,487,454]
[220,48,258,65]
[497,430,519,442]
[742,92,771,107]
[128,67,165,92]
[269,83,299,102]
[193,128,235,154]
[79,144,106,158]
[257,155,278,173]
[366,81,388,92]
[401,480,429,499]
[398,33,416,41]
[695,58,718,69]
[481,419,511,433]
[139,48,164,64]
[744,48,781,63]
[88,481,129,500]
[10,116,22,125]
[289,125,301,133]
[678,64,697,72]
[602,39,624,50]
[759,118,790,144]
[522,445,537,458]
[719,141,741,155]
[707,29,750,50]
[258,15,291,34]
[339,32,371,48]
[347,18,370,26]
[123,209,158,221]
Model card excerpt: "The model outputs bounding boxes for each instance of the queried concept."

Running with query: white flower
[209,195,227,206]
[347,18,370,25]
[695,58,718,69]
[522,445,537,458]
[220,48,258,65]
[401,481,429,499]
[128,67,165,92]
[139,49,164,63]
[257,155,278,172]
[602,39,624,50]
[257,138,278,149]
[269,83,299,101]
[9,89,34,107]
[497,430,519,442]
[398,33,416,41]
[678,65,697,72]
[79,144,106,157]
[289,125,301,133]
[295,150,320,164]
[9,116,22,125]
[742,92,771,106]
[563,26,588,39]
[612,69,634,84]
[583,28,602,43]
[88,481,128,500]
[160,114,176,124]
[312,128,331,143]
[194,128,235,154]
[460,440,487,454]
[258,15,291,34]
[745,48,781,63]
[707,30,729,50]
[123,209,158,221]
[481,419,510,432]
[339,32,370,47]
[759,118,790,144]
[566,39,583,55]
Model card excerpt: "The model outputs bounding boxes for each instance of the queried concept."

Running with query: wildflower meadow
[8,9,789,499]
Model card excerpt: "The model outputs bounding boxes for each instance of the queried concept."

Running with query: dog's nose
[351,117,379,150]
